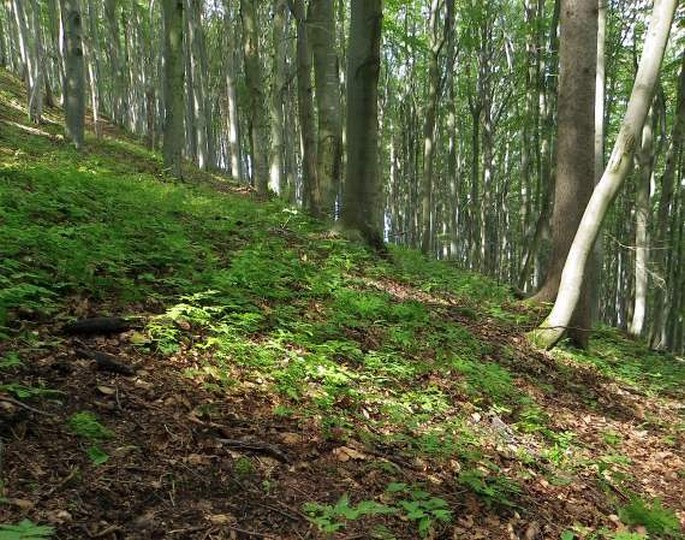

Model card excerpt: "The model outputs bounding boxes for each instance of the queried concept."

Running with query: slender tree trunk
[63,0,85,149]
[29,0,45,122]
[223,3,242,182]
[650,51,685,348]
[341,0,383,249]
[162,0,185,178]
[84,0,102,137]
[289,0,319,214]
[309,0,342,218]
[529,0,677,350]
[420,0,444,255]
[269,0,287,195]
[629,106,655,337]
[186,0,209,169]
[104,0,123,124]
[240,0,269,194]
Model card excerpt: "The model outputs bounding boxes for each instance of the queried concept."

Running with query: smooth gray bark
[529,0,677,349]
[240,0,269,195]
[63,0,85,149]
[341,0,383,249]
[162,0,185,178]
[309,0,342,218]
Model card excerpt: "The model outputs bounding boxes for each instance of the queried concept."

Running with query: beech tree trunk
[63,0,85,149]
[269,0,287,195]
[530,0,597,348]
[162,0,185,178]
[629,106,655,337]
[650,51,685,349]
[309,0,342,218]
[341,0,383,248]
[528,0,677,350]
[289,0,319,214]
[240,0,269,195]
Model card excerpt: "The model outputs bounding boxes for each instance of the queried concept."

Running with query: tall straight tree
[309,0,342,218]
[530,0,597,347]
[162,0,185,178]
[529,0,677,350]
[342,0,384,248]
[63,0,85,149]
[289,0,319,214]
[240,0,269,195]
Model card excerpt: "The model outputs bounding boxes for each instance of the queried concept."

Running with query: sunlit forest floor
[0,69,683,540]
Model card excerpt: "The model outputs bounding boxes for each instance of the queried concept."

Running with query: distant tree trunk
[29,0,46,122]
[309,0,342,218]
[0,7,6,68]
[341,0,383,249]
[222,2,242,182]
[186,0,209,169]
[289,0,319,214]
[84,0,101,137]
[590,0,606,324]
[104,0,123,124]
[63,0,85,149]
[420,0,446,255]
[240,0,269,195]
[529,0,677,350]
[269,0,287,195]
[162,0,185,178]
[530,0,597,348]
[629,106,655,337]
[650,51,685,349]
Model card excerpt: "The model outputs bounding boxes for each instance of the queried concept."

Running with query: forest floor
[0,68,683,540]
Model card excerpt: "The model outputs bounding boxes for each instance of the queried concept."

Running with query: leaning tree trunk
[162,0,185,178]
[341,0,383,249]
[63,0,85,149]
[528,0,677,350]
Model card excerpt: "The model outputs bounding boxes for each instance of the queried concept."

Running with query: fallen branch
[0,395,55,417]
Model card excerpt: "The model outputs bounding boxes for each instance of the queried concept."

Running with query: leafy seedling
[0,519,54,540]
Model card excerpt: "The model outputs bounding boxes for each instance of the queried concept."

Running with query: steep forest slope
[0,69,683,539]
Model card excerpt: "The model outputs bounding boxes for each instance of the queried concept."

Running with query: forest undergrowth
[0,69,683,539]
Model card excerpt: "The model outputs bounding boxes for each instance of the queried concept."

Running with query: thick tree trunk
[341,0,383,249]
[63,0,85,149]
[528,0,677,350]
[240,0,269,194]
[530,0,597,348]
[309,0,342,218]
[162,0,185,178]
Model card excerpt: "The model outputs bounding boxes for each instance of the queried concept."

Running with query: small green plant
[618,497,680,538]
[385,483,452,538]
[234,457,254,477]
[303,494,396,534]
[86,446,110,466]
[69,411,113,440]
[0,383,61,400]
[0,519,54,540]
[0,352,23,370]
[458,468,521,508]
